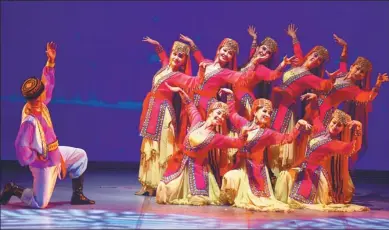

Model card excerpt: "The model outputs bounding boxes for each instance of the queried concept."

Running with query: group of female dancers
[137,24,388,212]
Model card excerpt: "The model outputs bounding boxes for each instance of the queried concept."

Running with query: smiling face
[207,108,226,126]
[169,52,187,68]
[216,46,234,65]
[255,45,272,62]
[254,106,273,126]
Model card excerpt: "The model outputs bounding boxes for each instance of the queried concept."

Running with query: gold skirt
[220,161,291,212]
[138,107,177,190]
[156,163,221,206]
[274,168,369,212]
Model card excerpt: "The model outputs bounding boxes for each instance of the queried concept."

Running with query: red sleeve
[172,73,199,93]
[190,44,205,64]
[181,94,202,127]
[267,128,300,145]
[220,65,255,84]
[253,64,282,82]
[308,74,333,92]
[212,134,246,149]
[155,44,169,66]
[293,41,304,62]
[248,39,257,59]
[339,45,348,72]
[354,87,377,103]
[332,138,361,157]
[227,94,249,129]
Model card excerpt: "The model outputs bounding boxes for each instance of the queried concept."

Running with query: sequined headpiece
[21,77,45,100]
[207,101,229,117]
[352,56,372,73]
[312,46,329,62]
[260,37,278,53]
[252,98,273,117]
[220,38,239,54]
[171,41,190,55]
[332,109,351,125]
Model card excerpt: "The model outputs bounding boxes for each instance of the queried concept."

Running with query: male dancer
[0,42,95,208]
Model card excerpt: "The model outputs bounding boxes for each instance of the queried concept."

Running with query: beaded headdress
[171,41,190,55]
[352,56,372,73]
[332,109,351,125]
[312,46,329,62]
[260,37,278,53]
[220,38,239,54]
[252,98,273,116]
[207,101,229,117]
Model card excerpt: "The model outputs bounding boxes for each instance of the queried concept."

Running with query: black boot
[0,182,25,205]
[70,174,95,205]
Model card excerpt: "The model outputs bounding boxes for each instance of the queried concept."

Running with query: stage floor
[1,162,389,229]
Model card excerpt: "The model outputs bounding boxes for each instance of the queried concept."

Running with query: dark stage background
[1,1,388,170]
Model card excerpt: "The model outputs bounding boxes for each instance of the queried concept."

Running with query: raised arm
[14,120,36,166]
[354,73,388,103]
[41,42,57,105]
[333,121,363,156]
[142,36,169,66]
[333,34,348,72]
[249,55,296,84]
[180,34,205,64]
[301,93,325,133]
[247,25,258,59]
[267,119,310,145]
[165,83,202,126]
[224,91,249,128]
[286,24,304,62]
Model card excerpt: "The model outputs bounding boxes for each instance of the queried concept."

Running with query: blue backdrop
[1,1,388,170]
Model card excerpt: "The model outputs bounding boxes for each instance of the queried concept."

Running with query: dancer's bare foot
[134,187,147,196]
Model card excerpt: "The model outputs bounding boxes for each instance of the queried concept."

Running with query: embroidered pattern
[140,99,177,142]
[239,126,265,153]
[305,131,332,158]
[247,161,271,197]
[161,155,189,184]
[289,165,323,204]
[188,157,209,196]
[184,122,216,152]
[280,67,311,89]
[240,93,254,111]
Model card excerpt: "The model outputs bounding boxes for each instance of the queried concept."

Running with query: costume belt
[47,139,59,152]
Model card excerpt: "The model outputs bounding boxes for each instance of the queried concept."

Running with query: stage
[1,161,389,229]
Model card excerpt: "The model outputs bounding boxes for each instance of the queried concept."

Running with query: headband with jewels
[332,109,351,125]
[207,101,229,117]
[252,98,273,115]
[313,46,329,62]
[171,41,190,55]
[220,38,239,54]
[21,77,45,100]
[353,56,372,73]
[260,37,278,53]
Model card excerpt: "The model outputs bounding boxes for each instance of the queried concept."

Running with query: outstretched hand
[164,82,182,93]
[377,73,389,83]
[218,88,234,97]
[300,93,317,101]
[179,34,194,45]
[333,34,347,46]
[199,61,212,69]
[142,36,159,45]
[286,24,298,38]
[282,55,298,66]
[247,25,257,39]
[347,120,362,130]
[46,41,57,61]
[297,119,312,130]
[241,122,258,137]
[325,69,342,79]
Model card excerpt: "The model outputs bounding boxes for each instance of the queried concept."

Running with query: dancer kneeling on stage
[0,42,95,208]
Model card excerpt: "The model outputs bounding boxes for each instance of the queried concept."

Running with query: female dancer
[178,34,263,185]
[137,37,199,196]
[304,34,388,203]
[268,24,333,176]
[274,94,369,212]
[156,83,254,206]
[218,88,311,212]
[179,34,294,183]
